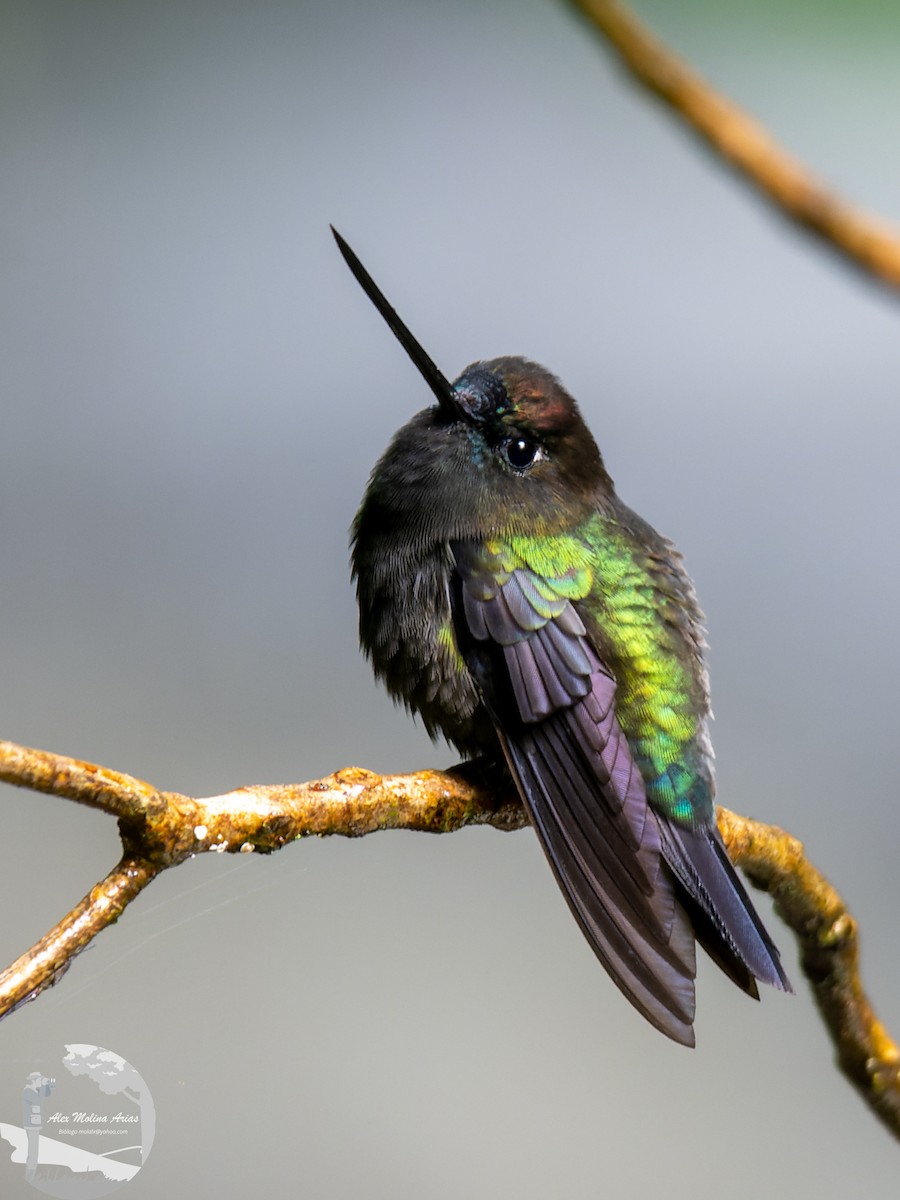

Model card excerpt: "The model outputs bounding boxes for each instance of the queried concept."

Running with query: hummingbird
[335,228,791,1045]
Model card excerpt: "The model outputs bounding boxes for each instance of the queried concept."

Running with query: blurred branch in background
[571,0,900,291]
[0,739,898,1141]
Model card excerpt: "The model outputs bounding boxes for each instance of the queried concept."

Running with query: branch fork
[1,738,898,1140]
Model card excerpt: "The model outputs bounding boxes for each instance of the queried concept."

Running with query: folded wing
[453,541,699,1044]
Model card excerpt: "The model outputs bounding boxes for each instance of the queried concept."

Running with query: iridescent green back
[495,511,713,826]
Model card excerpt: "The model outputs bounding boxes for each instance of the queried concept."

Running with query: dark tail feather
[657,817,792,994]
[676,890,759,998]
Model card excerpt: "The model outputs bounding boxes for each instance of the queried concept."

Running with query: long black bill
[331,226,459,417]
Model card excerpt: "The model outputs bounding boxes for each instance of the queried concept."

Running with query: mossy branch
[0,738,897,1140]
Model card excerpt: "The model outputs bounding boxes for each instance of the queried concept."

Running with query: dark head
[334,229,614,541]
[449,355,611,499]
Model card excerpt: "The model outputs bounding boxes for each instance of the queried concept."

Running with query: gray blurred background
[2,0,899,1195]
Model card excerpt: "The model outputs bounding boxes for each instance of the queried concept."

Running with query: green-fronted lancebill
[334,227,791,1046]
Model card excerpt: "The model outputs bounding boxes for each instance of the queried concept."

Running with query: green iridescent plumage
[488,518,712,826]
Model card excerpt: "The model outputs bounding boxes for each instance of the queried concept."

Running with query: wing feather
[452,543,788,1042]
[502,719,697,1042]
[454,552,698,1042]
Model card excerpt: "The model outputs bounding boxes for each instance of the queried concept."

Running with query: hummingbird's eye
[501,436,543,472]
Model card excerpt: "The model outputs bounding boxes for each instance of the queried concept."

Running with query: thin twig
[0,853,161,1018]
[570,0,900,289]
[0,738,897,1139]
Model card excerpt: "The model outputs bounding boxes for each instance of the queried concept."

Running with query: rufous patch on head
[512,384,577,435]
